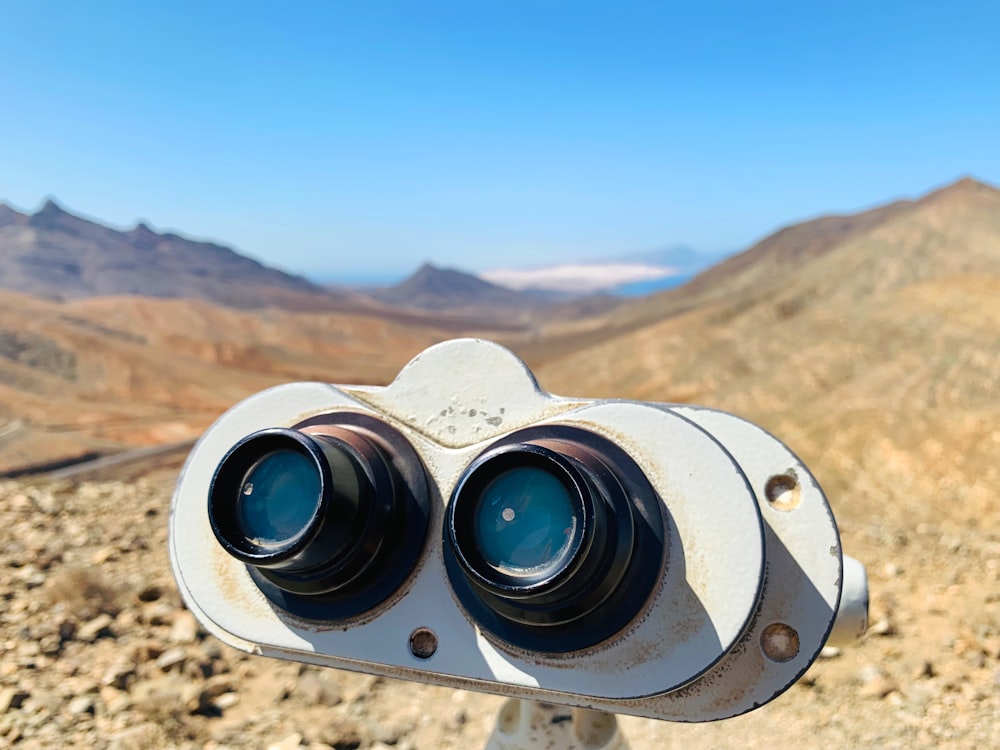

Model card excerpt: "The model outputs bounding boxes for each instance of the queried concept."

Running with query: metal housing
[170,338,845,722]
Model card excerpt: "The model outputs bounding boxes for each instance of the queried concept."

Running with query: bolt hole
[760,622,800,662]
[765,474,801,511]
[408,627,438,660]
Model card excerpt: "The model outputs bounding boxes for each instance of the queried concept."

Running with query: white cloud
[480,263,679,294]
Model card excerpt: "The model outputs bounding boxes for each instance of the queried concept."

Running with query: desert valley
[1,177,999,748]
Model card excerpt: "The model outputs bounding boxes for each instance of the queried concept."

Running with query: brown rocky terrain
[0,290,477,475]
[0,470,996,749]
[1,176,999,747]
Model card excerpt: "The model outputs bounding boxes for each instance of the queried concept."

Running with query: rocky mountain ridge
[0,199,359,311]
[370,262,553,314]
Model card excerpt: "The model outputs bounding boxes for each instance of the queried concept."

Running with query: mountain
[536,176,1000,529]
[529,179,1000,732]
[371,262,553,314]
[0,289,464,474]
[596,178,1000,330]
[5,178,1000,747]
[0,199,365,311]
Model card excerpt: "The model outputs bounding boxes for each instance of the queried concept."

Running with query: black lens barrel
[444,425,665,653]
[209,418,663,647]
[208,414,430,620]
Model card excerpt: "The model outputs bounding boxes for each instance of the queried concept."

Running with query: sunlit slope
[0,292,452,472]
[536,178,1000,529]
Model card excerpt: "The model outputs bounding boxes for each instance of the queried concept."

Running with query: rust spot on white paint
[760,622,800,662]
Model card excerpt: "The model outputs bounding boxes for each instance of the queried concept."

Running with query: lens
[237,450,321,546]
[444,426,666,653]
[473,466,577,575]
[208,415,430,620]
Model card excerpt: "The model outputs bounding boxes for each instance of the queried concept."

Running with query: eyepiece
[237,448,323,549]
[445,426,666,652]
[208,414,430,620]
[472,460,580,578]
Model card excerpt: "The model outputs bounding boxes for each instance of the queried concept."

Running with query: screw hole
[760,622,800,662]
[408,627,438,659]
[765,474,801,511]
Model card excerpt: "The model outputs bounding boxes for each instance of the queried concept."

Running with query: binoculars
[170,339,867,723]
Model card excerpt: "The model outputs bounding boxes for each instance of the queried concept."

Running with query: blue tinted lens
[237,450,321,546]
[473,466,577,575]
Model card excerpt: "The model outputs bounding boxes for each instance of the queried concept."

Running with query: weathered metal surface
[170,338,862,723]
[484,701,629,750]
[828,555,870,647]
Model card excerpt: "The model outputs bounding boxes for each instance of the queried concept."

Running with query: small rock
[195,674,237,712]
[132,638,166,662]
[199,639,223,661]
[100,685,132,715]
[819,646,841,659]
[136,584,164,602]
[66,695,96,715]
[268,732,304,750]
[365,718,408,745]
[38,634,62,655]
[962,683,986,702]
[857,663,885,684]
[58,620,77,641]
[0,687,30,712]
[857,665,898,699]
[107,722,165,750]
[102,662,136,690]
[981,636,1000,659]
[91,547,118,564]
[869,617,897,637]
[212,692,239,710]
[77,613,115,642]
[170,610,201,644]
[143,602,176,625]
[295,672,342,707]
[340,675,381,704]
[155,646,188,671]
[311,715,363,748]
[132,674,200,715]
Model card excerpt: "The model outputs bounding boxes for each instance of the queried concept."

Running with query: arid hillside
[0,291,469,474]
[1,178,998,748]
[524,177,1000,746]
[536,177,1000,531]
[0,200,366,312]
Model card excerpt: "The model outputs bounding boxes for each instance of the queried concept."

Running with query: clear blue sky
[1,1,997,280]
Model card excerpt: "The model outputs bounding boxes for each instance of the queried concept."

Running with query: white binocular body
[170,338,867,723]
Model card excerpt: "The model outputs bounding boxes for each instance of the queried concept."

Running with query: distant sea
[611,274,692,297]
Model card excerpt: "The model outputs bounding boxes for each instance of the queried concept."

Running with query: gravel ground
[1,477,997,749]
